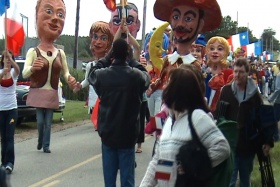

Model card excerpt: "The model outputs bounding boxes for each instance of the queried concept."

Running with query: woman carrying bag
[140,68,230,187]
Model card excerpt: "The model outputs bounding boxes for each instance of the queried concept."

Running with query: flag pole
[141,0,147,51]
[4,5,8,50]
[121,0,128,41]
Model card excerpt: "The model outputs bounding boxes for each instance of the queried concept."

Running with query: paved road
[10,123,156,187]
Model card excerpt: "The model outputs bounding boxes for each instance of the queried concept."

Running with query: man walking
[89,38,150,187]
[216,58,273,187]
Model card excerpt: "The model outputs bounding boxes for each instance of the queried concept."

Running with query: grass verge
[251,141,280,186]
[15,100,90,134]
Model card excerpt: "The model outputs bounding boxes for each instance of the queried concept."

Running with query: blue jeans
[147,89,163,116]
[101,143,135,187]
[229,153,255,187]
[0,109,17,168]
[36,108,53,150]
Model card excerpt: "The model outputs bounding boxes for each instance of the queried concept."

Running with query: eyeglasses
[91,34,108,41]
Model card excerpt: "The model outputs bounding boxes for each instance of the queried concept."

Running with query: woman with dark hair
[140,68,230,187]
[0,50,20,174]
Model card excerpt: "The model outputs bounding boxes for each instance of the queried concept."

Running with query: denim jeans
[101,143,135,187]
[0,109,17,168]
[229,153,255,187]
[36,108,53,150]
[147,89,163,116]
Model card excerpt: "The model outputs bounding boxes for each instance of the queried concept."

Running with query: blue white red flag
[4,0,25,56]
[242,40,262,57]
[155,160,174,181]
[227,31,249,52]
[0,0,10,15]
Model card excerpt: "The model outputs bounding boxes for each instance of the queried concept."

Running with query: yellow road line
[29,135,153,187]
[42,180,60,187]
[28,154,101,187]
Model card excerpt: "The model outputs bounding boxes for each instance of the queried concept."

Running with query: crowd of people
[0,0,279,186]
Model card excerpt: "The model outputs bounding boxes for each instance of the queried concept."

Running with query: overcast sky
[1,0,280,43]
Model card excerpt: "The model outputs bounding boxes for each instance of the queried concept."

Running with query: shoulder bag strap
[188,111,204,147]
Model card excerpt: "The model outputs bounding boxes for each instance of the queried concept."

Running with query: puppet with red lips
[206,36,230,112]
[151,0,222,94]
[22,0,78,153]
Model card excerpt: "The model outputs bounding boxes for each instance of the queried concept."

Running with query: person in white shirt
[140,68,230,187]
[0,50,20,174]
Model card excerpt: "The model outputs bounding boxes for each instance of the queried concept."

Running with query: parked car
[16,59,65,125]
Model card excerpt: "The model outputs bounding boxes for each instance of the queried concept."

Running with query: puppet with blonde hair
[206,36,230,112]
[234,47,246,60]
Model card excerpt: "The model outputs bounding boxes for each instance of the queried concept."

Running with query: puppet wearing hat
[150,0,222,94]
[191,34,206,65]
[206,36,230,112]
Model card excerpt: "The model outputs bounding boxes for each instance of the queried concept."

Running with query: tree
[261,28,280,52]
[202,15,260,43]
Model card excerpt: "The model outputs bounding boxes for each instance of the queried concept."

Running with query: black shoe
[5,165,12,174]
[37,143,42,150]
[43,149,51,153]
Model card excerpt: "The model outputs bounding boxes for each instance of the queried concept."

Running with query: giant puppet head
[89,21,114,60]
[109,2,141,38]
[234,47,246,59]
[144,30,169,62]
[206,36,230,73]
[35,0,66,42]
[191,34,206,63]
[153,0,221,45]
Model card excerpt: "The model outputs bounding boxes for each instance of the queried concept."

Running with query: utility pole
[236,11,238,34]
[73,0,80,69]
[20,13,28,38]
[20,13,28,57]
[141,0,147,51]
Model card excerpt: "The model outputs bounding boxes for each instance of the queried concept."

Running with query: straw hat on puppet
[153,0,222,32]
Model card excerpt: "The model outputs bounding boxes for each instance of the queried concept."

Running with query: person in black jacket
[88,38,150,187]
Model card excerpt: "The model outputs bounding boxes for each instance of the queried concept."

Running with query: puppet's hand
[67,75,77,90]
[32,57,44,72]
[73,82,81,93]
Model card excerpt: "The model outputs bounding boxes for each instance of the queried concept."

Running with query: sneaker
[5,165,12,174]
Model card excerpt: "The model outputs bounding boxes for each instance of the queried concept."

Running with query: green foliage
[60,68,88,101]
[15,100,89,131]
[52,100,89,123]
[202,16,279,51]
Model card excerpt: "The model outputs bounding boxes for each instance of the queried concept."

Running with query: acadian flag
[242,40,262,57]
[155,160,174,181]
[227,31,249,52]
[103,0,116,11]
[0,0,10,16]
[260,51,274,61]
[3,0,25,56]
